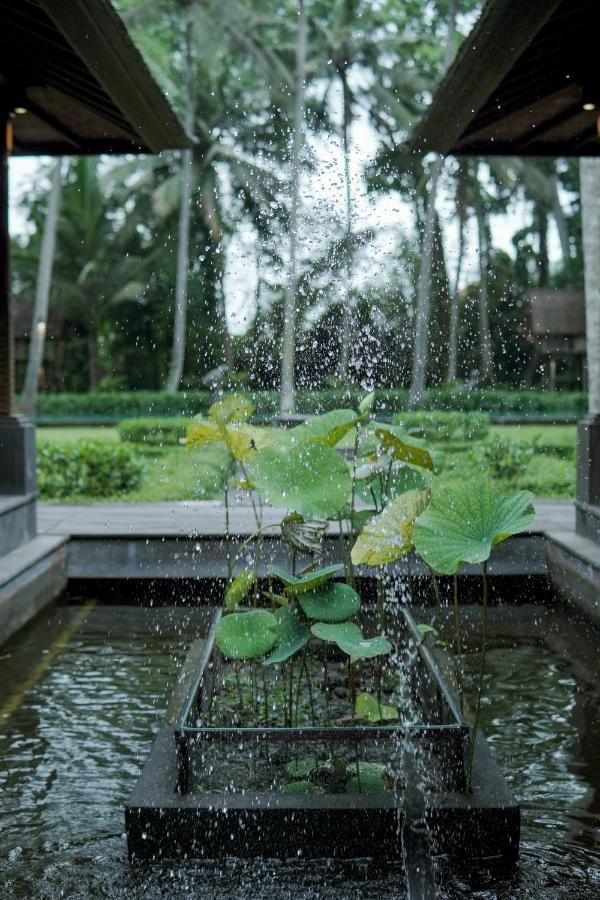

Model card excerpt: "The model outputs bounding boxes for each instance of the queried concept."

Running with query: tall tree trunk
[550,169,571,265]
[580,159,600,415]
[475,195,494,384]
[165,18,195,394]
[280,0,308,413]
[88,324,100,391]
[447,167,467,383]
[535,199,549,287]
[408,0,458,407]
[21,159,63,415]
[337,67,353,382]
[200,169,233,372]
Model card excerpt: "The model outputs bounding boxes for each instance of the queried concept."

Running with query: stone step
[0,493,36,555]
[0,535,68,646]
[546,530,600,629]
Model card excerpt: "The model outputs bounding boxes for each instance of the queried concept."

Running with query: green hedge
[37,440,144,499]
[35,390,212,419]
[392,411,490,442]
[32,387,587,421]
[117,417,190,446]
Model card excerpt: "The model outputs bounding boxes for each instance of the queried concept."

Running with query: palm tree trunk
[21,158,63,415]
[550,170,571,266]
[476,197,494,384]
[447,182,466,383]
[88,326,100,391]
[165,18,195,394]
[280,0,308,413]
[408,0,458,407]
[337,67,353,382]
[580,158,600,415]
[535,199,549,287]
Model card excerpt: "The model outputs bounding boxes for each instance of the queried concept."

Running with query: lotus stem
[294,649,305,726]
[377,576,386,632]
[347,658,357,716]
[429,565,442,611]
[303,651,316,725]
[234,664,244,722]
[261,667,269,726]
[287,661,294,727]
[466,560,489,792]
[323,646,331,727]
[453,573,464,714]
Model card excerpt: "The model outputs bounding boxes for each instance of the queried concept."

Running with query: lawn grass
[35,423,577,503]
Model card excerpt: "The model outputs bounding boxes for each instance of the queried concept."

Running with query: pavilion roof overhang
[410,0,600,158]
[0,0,191,156]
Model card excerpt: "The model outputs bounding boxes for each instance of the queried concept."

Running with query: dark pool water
[0,602,599,898]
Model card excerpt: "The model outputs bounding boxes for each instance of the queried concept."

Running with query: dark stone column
[0,415,36,495]
[576,415,600,541]
[0,110,12,416]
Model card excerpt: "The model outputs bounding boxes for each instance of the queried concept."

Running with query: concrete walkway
[38,498,575,539]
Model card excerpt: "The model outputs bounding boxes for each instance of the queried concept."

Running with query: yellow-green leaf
[374,427,435,471]
[224,568,256,610]
[224,423,273,462]
[184,420,222,450]
[351,489,430,566]
[209,394,255,425]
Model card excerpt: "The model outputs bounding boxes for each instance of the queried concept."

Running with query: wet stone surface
[0,603,599,897]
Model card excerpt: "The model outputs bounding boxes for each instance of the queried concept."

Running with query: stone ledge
[0,536,68,646]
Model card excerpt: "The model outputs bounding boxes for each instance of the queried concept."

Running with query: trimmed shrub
[31,387,586,422]
[476,436,537,480]
[117,417,190,446]
[391,411,490,442]
[515,456,575,498]
[35,390,212,420]
[37,440,144,499]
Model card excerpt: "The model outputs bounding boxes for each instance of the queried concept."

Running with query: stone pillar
[0,110,12,417]
[577,159,600,540]
[0,111,36,501]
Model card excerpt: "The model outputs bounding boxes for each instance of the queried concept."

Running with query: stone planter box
[126,604,519,866]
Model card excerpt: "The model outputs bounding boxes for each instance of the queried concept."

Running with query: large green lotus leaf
[215,609,278,660]
[310,622,392,663]
[209,394,255,425]
[413,482,535,575]
[346,768,389,795]
[354,691,399,722]
[355,463,428,508]
[291,409,360,447]
[351,489,430,567]
[224,568,256,610]
[248,442,351,519]
[263,606,311,665]
[299,583,360,622]
[269,563,344,595]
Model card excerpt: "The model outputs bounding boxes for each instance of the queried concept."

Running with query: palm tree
[280,0,308,413]
[51,157,157,389]
[20,159,63,415]
[408,0,458,407]
[165,12,195,393]
[447,161,467,382]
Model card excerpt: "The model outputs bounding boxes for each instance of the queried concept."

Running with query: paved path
[38,498,575,539]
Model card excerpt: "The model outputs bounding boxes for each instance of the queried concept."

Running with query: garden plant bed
[126,606,519,865]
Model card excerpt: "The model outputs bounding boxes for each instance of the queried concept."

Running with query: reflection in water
[0,604,599,897]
